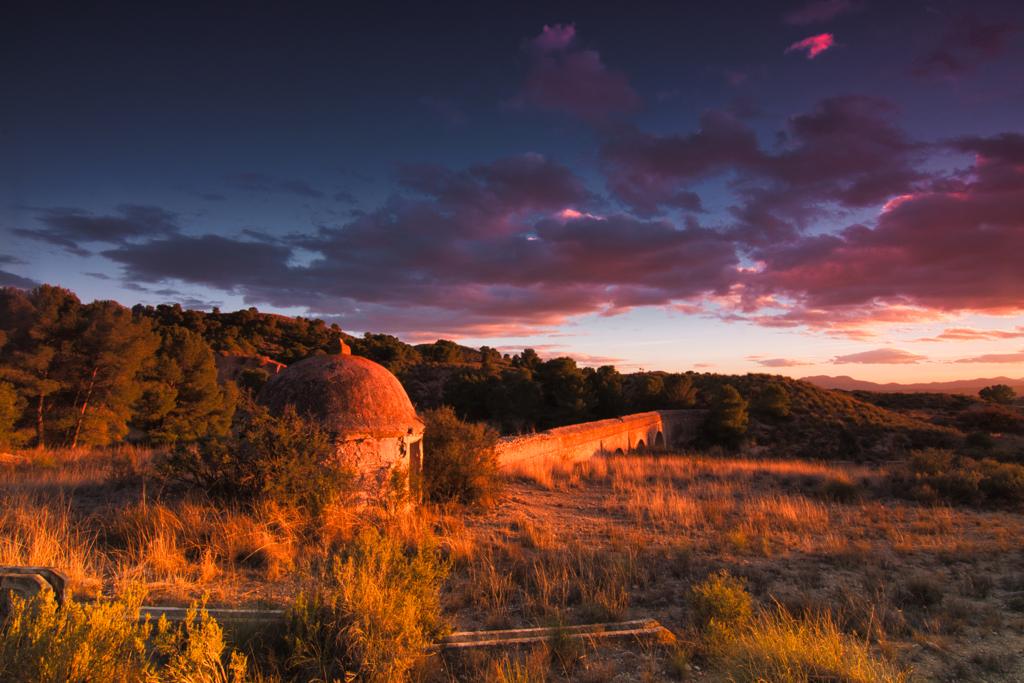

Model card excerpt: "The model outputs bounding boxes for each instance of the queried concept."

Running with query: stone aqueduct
[494,409,706,469]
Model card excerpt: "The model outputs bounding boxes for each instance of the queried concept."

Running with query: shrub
[899,449,1024,508]
[285,527,449,682]
[422,406,501,505]
[703,385,749,449]
[152,601,249,683]
[956,405,1024,435]
[0,588,153,682]
[978,459,1024,503]
[0,589,246,682]
[820,476,860,503]
[979,384,1016,405]
[160,401,354,515]
[752,381,791,420]
[719,606,910,683]
[691,569,753,632]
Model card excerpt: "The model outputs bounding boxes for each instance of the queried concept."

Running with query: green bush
[152,601,249,683]
[422,406,501,505]
[0,589,246,683]
[160,401,354,515]
[691,569,753,631]
[719,606,910,683]
[0,588,152,682]
[900,448,1024,508]
[285,527,449,682]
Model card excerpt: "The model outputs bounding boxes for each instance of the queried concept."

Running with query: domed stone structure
[257,341,424,499]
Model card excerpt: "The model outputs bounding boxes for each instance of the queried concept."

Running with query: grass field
[2,446,1023,680]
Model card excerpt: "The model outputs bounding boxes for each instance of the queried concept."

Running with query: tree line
[0,286,235,448]
[0,284,768,449]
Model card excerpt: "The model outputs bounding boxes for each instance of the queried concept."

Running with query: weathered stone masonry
[495,409,705,469]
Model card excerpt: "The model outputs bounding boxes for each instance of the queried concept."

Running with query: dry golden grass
[3,447,1023,680]
[452,452,1024,680]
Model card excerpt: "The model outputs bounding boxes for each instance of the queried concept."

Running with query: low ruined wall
[495,409,706,468]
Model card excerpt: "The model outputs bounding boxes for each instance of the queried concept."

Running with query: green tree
[497,368,544,432]
[0,286,80,447]
[418,339,462,364]
[537,357,593,427]
[0,381,23,447]
[753,381,791,419]
[479,345,502,369]
[628,373,665,411]
[352,333,421,372]
[61,300,160,447]
[136,326,236,444]
[662,374,697,409]
[705,384,749,448]
[979,384,1016,405]
[513,348,542,373]
[588,365,625,418]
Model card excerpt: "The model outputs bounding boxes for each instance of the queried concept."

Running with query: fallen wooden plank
[442,618,674,650]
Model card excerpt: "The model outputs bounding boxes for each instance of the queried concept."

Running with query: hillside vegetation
[0,285,996,462]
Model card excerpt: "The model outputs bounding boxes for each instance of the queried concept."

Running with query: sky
[2,0,1024,382]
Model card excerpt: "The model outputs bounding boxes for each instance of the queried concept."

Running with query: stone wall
[495,409,706,469]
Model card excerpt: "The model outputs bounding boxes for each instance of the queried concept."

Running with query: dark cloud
[602,111,759,216]
[103,156,737,337]
[832,348,927,364]
[516,24,641,122]
[226,173,325,199]
[784,0,862,25]
[603,96,924,239]
[0,270,37,289]
[398,153,594,222]
[13,204,180,255]
[333,190,357,204]
[743,131,1024,322]
[913,16,1022,78]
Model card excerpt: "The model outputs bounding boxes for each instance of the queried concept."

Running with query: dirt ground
[439,457,1024,681]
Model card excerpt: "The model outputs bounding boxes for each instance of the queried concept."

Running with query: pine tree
[0,285,81,447]
[62,300,160,447]
[705,384,749,448]
[136,326,236,443]
[0,381,22,447]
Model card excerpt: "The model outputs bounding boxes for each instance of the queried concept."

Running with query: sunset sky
[3,0,1023,381]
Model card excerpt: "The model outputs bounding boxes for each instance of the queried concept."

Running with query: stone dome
[257,353,424,439]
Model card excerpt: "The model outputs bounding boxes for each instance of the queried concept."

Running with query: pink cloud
[832,348,928,365]
[744,133,1024,319]
[532,23,576,52]
[918,327,1024,342]
[754,358,810,367]
[954,349,1024,364]
[785,33,835,59]
[517,25,641,121]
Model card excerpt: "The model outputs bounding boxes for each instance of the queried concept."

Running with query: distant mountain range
[801,375,1024,395]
